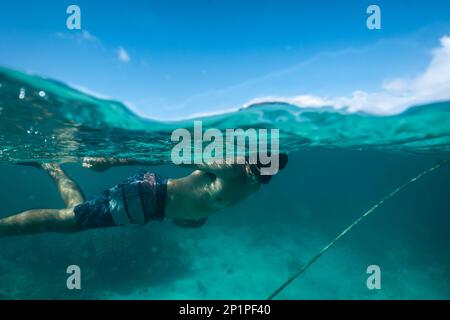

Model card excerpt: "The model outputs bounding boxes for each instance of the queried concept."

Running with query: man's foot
[16,162,64,182]
[40,163,61,171]
[39,163,65,180]
[16,162,42,169]
[17,162,62,171]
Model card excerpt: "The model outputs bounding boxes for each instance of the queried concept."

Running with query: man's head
[249,153,289,184]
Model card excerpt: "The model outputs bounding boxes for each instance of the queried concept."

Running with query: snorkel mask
[248,153,288,184]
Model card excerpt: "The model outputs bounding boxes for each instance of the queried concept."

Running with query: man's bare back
[166,162,261,220]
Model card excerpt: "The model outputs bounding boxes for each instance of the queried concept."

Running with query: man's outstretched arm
[82,157,247,177]
[82,157,165,171]
[176,157,248,178]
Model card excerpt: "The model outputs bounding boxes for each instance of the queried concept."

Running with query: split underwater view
[1,67,450,300]
[1,1,450,302]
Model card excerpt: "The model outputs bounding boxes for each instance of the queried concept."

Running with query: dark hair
[249,153,289,184]
[279,153,288,170]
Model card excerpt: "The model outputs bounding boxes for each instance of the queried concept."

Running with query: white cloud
[245,36,450,115]
[80,30,98,42]
[55,30,98,44]
[117,47,130,63]
[181,107,240,120]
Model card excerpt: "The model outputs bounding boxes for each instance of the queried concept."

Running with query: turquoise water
[1,67,450,163]
[0,67,449,299]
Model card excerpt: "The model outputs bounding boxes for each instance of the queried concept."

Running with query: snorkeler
[0,155,288,237]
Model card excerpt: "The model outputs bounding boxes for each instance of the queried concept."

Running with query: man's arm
[82,157,164,171]
[178,158,247,177]
[83,157,247,177]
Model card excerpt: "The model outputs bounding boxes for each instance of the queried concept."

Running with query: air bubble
[38,91,46,97]
[19,88,26,100]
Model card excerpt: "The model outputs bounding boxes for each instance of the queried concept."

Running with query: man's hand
[82,157,116,172]
[83,157,170,171]
[82,157,153,171]
[177,158,249,179]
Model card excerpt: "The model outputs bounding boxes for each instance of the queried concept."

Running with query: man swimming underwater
[0,155,288,237]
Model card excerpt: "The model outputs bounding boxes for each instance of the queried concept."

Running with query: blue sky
[1,0,450,119]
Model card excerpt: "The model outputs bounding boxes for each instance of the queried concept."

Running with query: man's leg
[41,163,85,208]
[0,163,85,238]
[0,208,76,237]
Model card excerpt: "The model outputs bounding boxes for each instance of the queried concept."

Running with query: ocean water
[0,67,449,299]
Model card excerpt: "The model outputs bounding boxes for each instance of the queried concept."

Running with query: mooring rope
[267,159,449,300]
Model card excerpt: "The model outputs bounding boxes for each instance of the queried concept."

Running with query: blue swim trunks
[73,190,115,230]
[73,172,168,230]
[73,171,208,231]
